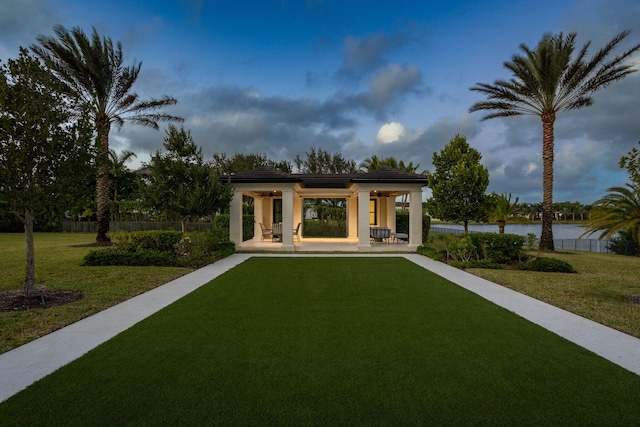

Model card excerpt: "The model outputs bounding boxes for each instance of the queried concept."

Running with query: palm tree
[489,193,530,234]
[108,149,137,203]
[360,156,423,209]
[581,184,640,256]
[469,31,640,251]
[31,25,183,242]
[359,155,383,172]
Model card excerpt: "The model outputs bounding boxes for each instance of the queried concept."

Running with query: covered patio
[226,166,428,252]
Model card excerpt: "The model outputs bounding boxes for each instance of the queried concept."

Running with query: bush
[396,211,409,234]
[450,259,505,270]
[87,229,236,267]
[423,214,431,243]
[110,230,183,252]
[82,248,177,266]
[213,214,254,241]
[606,229,638,256]
[416,245,444,261]
[469,233,525,263]
[517,257,576,273]
[176,229,235,266]
[444,235,477,261]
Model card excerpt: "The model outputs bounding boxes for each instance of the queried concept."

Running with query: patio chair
[259,223,273,241]
[272,222,282,241]
[293,222,302,241]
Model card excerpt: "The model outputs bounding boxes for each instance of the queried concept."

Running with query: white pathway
[1,253,639,403]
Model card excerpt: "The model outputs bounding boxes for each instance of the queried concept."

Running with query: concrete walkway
[1,253,639,403]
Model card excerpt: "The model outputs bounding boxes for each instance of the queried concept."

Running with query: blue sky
[1,0,639,203]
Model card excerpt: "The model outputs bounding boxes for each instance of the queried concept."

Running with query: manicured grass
[0,233,189,354]
[468,250,640,338]
[2,257,639,425]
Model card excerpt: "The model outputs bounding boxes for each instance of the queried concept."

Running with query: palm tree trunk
[540,114,555,251]
[24,211,36,297]
[498,220,505,234]
[96,120,111,243]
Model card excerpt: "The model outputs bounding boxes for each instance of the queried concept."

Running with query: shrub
[470,233,525,263]
[517,257,576,273]
[110,230,183,252]
[89,229,236,267]
[176,229,235,266]
[606,229,638,256]
[450,259,505,270]
[82,248,177,266]
[423,214,431,243]
[213,214,254,241]
[416,245,444,261]
[396,211,409,234]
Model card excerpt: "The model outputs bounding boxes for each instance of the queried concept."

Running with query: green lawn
[468,250,640,338]
[2,257,639,425]
[0,233,189,353]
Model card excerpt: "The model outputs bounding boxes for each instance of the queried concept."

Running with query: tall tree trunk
[24,211,36,297]
[96,120,111,243]
[498,220,505,234]
[540,114,555,251]
[463,220,469,235]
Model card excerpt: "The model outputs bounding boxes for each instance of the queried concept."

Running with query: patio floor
[236,237,413,252]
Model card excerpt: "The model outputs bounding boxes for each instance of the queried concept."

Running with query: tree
[489,193,529,233]
[620,141,640,187]
[470,31,640,251]
[142,125,232,232]
[0,49,93,296]
[294,146,357,174]
[425,135,492,234]
[109,149,138,203]
[31,25,183,243]
[360,155,423,209]
[581,185,640,256]
[211,152,292,174]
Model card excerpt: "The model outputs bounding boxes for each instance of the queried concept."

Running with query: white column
[281,190,294,250]
[408,189,423,250]
[347,196,358,239]
[229,190,243,245]
[387,198,397,232]
[358,190,371,250]
[253,196,264,241]
[293,196,303,236]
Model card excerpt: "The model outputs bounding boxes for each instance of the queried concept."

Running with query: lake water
[433,223,595,240]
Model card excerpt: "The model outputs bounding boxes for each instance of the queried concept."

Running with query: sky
[1,0,639,204]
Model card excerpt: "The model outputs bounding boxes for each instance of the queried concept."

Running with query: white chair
[259,223,272,241]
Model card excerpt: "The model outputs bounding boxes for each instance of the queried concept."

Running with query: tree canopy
[620,141,640,188]
[425,134,492,234]
[142,125,232,232]
[211,152,292,175]
[294,146,357,174]
[0,49,93,295]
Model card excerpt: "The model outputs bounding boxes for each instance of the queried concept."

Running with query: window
[273,199,282,223]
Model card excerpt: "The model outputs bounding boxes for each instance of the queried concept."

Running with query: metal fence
[62,221,215,233]
[430,226,636,255]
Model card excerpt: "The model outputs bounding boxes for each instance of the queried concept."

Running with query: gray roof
[224,166,427,187]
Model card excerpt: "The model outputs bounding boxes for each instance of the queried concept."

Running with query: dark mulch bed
[628,295,640,306]
[0,285,84,312]
[69,241,113,248]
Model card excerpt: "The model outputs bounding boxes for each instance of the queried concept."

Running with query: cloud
[376,122,405,143]
[338,32,410,79]
[0,0,59,57]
